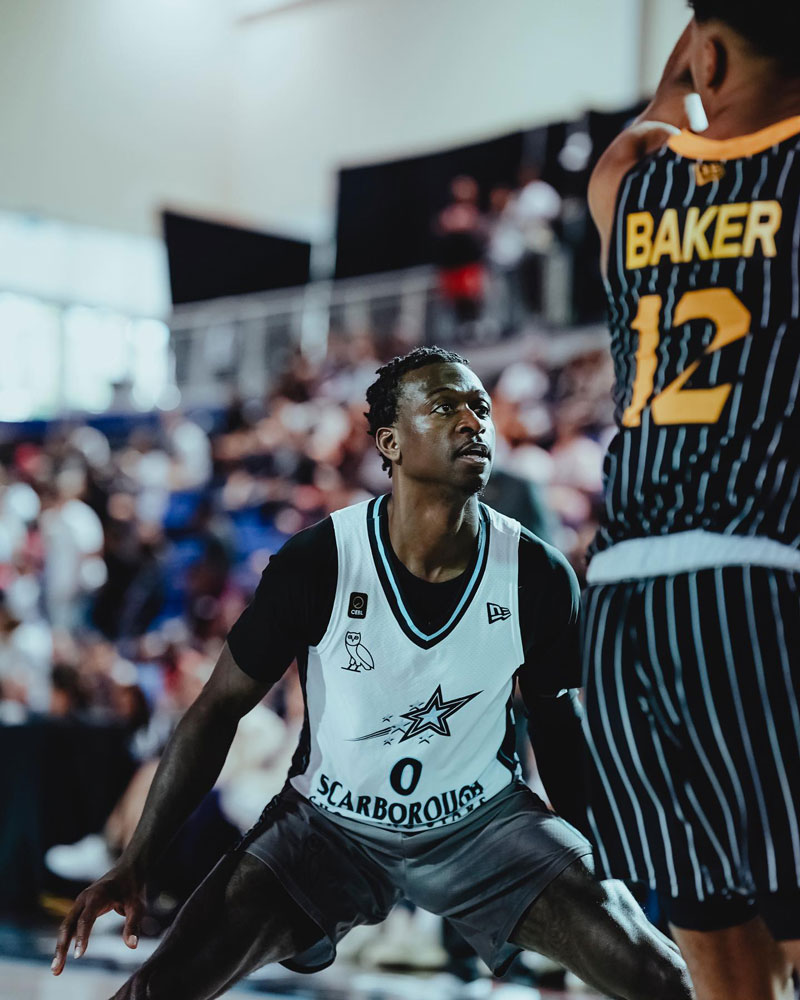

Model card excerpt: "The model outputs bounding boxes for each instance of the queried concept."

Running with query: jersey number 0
[622,288,751,428]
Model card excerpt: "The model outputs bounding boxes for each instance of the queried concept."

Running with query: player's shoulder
[517,529,580,636]
[589,120,680,270]
[329,495,374,529]
[591,119,679,187]
[518,527,577,589]
[274,515,337,567]
[480,503,573,584]
[481,501,521,535]
[275,496,376,569]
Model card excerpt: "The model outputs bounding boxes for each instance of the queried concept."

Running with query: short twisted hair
[365,346,470,477]
[688,0,800,75]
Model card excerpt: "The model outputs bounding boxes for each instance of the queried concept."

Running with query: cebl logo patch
[348,592,368,619]
[487,602,511,624]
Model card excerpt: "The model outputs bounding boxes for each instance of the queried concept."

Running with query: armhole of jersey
[485,504,526,670]
[601,142,671,286]
[512,527,526,671]
[603,156,640,284]
[310,516,346,657]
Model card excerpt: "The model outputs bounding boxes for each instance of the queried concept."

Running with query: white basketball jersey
[290,495,525,830]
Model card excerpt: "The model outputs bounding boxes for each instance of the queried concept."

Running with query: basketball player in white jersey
[53,348,691,999]
[584,4,800,999]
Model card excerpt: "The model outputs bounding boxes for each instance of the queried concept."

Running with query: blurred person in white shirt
[161,412,212,491]
[39,468,106,632]
[492,165,562,320]
[119,430,172,526]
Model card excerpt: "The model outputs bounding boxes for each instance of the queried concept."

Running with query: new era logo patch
[487,603,511,624]
[348,592,368,619]
[695,161,725,186]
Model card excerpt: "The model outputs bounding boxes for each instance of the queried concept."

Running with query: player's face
[390,362,495,493]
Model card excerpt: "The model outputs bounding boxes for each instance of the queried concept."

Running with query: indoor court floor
[0,915,597,1000]
[0,957,596,1000]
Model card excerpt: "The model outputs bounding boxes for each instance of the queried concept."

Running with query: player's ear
[375,426,401,467]
[697,32,727,93]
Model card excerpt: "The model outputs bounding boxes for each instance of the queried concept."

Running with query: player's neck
[385,487,481,583]
[701,74,800,140]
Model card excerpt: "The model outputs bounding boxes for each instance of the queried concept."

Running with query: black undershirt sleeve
[516,528,582,694]
[515,530,589,836]
[226,518,338,683]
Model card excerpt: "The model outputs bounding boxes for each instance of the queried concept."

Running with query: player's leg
[658,567,800,999]
[759,890,800,974]
[403,780,688,997]
[781,941,800,970]
[767,568,800,977]
[510,856,693,1000]
[670,922,793,1000]
[110,784,400,999]
[111,851,322,1000]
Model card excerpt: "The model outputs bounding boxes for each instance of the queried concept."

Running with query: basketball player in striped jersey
[53,347,691,999]
[583,4,800,999]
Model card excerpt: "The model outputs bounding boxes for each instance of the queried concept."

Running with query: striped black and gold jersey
[591,116,800,559]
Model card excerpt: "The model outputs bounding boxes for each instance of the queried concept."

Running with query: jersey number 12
[622,287,751,428]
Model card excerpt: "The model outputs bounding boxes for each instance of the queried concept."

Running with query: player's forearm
[117,696,239,880]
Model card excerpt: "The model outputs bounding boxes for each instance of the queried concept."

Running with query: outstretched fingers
[52,889,113,974]
[52,904,80,975]
[123,896,144,949]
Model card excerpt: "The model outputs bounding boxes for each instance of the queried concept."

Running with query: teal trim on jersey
[372,494,487,642]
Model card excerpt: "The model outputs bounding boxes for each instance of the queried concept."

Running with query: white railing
[169,266,438,407]
[168,248,579,407]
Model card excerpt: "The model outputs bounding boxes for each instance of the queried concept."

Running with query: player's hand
[52,866,145,976]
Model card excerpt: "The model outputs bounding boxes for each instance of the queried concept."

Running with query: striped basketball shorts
[581,565,800,905]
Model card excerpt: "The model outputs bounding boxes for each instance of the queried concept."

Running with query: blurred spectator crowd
[433,166,586,337]
[0,329,613,922]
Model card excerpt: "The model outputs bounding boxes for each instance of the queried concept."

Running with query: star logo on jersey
[398,686,480,742]
[342,631,375,672]
[349,684,481,744]
[695,161,726,186]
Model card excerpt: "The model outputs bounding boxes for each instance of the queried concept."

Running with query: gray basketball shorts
[241,780,591,976]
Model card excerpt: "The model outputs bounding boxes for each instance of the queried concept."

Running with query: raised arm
[52,643,272,975]
[589,22,696,274]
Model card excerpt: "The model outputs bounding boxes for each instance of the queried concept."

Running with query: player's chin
[455,463,492,495]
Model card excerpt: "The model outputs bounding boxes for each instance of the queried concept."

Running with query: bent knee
[632,946,693,1000]
[592,884,692,999]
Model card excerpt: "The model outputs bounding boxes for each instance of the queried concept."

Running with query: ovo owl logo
[343,631,375,672]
